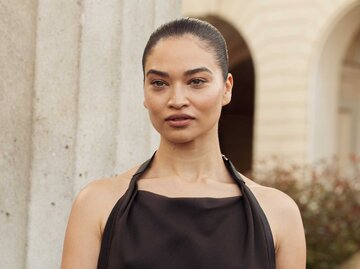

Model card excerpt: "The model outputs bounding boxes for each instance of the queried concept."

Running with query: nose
[167,85,189,109]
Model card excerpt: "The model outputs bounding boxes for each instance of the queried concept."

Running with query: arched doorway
[309,3,360,165]
[199,15,255,173]
[338,28,360,176]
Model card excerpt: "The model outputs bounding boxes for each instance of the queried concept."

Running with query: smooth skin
[61,35,306,269]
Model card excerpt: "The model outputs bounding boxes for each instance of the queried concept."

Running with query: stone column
[25,1,82,268]
[0,1,37,269]
[0,0,181,268]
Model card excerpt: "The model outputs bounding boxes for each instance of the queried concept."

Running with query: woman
[61,18,306,269]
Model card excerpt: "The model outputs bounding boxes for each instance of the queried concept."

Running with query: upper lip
[165,113,195,121]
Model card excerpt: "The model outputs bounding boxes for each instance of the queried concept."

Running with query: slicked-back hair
[142,17,229,81]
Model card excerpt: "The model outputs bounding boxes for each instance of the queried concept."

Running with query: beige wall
[0,1,181,268]
[183,0,360,164]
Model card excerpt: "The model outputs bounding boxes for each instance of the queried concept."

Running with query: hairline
[143,33,225,81]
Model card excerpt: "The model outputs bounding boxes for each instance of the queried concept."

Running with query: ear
[222,73,233,106]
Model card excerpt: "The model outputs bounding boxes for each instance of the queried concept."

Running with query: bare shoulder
[241,174,306,267]
[241,173,301,215]
[61,165,142,268]
[76,167,136,203]
[71,165,140,231]
[249,182,303,235]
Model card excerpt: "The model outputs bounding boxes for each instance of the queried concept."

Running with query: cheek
[196,89,223,112]
[144,93,161,112]
[145,101,161,132]
[144,95,165,128]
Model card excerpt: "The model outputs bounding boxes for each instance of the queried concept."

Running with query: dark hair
[142,17,229,81]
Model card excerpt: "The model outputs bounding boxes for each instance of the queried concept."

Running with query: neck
[150,129,231,184]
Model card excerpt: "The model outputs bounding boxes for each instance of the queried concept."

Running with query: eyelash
[189,78,206,86]
[150,80,168,88]
[149,78,207,89]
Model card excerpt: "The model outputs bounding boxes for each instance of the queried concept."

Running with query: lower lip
[166,118,193,127]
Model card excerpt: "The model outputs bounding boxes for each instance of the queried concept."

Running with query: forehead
[144,35,219,73]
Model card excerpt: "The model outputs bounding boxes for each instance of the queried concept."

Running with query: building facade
[183,0,360,174]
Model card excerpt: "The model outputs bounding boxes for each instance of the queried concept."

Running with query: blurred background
[0,0,359,268]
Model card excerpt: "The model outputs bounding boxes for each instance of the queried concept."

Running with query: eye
[189,78,206,87]
[150,80,167,88]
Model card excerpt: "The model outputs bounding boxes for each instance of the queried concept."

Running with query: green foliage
[248,156,360,269]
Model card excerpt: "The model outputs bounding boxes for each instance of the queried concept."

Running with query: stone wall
[0,1,181,268]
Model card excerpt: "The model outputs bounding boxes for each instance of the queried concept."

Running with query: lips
[165,114,195,127]
[165,114,195,121]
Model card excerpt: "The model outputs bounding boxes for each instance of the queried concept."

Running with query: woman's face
[143,34,233,144]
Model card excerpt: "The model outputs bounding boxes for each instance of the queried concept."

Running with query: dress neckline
[137,189,243,200]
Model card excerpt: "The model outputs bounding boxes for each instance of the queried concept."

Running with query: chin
[163,134,195,145]
[156,125,217,145]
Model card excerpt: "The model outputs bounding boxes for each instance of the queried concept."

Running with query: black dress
[98,153,276,269]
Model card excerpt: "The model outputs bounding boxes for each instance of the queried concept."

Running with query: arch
[308,2,360,162]
[199,15,256,173]
[338,28,360,175]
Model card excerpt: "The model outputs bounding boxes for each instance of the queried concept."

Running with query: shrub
[248,156,360,269]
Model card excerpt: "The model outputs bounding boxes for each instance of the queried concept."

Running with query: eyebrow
[184,67,213,76]
[146,69,170,78]
[146,67,213,78]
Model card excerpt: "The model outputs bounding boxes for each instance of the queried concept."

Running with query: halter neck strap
[130,152,245,184]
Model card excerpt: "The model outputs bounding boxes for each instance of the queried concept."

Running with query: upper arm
[61,182,109,269]
[61,167,136,268]
[274,192,306,269]
[248,183,306,269]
